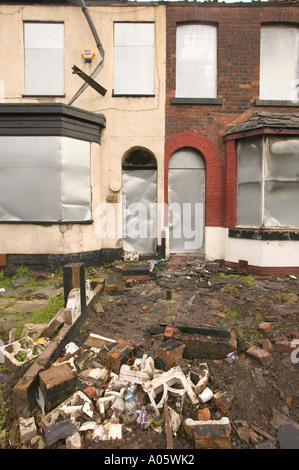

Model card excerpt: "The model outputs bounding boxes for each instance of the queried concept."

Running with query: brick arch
[164,131,224,227]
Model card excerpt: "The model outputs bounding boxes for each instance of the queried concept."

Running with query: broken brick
[83,385,97,400]
[197,407,211,421]
[122,266,151,282]
[164,324,237,360]
[215,391,234,414]
[245,345,272,364]
[155,339,185,371]
[39,363,76,412]
[19,416,37,444]
[257,322,272,334]
[274,340,296,352]
[100,339,137,374]
[184,417,231,449]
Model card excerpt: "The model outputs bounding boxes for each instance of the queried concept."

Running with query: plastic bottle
[124,387,137,422]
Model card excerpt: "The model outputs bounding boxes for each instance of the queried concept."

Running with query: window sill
[255,99,299,107]
[0,220,93,225]
[229,228,299,241]
[22,95,65,98]
[112,93,155,97]
[171,97,223,105]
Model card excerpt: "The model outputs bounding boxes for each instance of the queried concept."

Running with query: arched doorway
[122,148,157,254]
[168,148,205,253]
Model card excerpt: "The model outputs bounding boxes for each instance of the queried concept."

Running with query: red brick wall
[165,3,299,228]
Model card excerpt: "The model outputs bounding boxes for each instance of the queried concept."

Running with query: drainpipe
[69,0,105,105]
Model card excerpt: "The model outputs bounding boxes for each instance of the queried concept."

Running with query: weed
[224,308,239,319]
[27,294,64,325]
[244,275,255,287]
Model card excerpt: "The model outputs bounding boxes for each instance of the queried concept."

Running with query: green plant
[28,294,64,324]
[244,275,256,287]
[14,266,33,278]
[224,308,239,319]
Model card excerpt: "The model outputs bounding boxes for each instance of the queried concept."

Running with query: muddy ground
[1,258,299,450]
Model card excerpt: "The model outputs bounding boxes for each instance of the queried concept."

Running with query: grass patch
[224,308,239,320]
[29,294,64,324]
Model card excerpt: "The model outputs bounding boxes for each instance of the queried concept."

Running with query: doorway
[168,148,205,253]
[122,148,157,254]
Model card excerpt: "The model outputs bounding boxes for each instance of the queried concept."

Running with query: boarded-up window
[114,22,155,96]
[24,22,64,96]
[176,24,217,98]
[0,136,91,222]
[260,26,299,101]
[236,136,299,228]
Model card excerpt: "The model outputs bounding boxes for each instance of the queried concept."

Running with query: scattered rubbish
[124,387,137,423]
[0,288,6,294]
[124,251,139,262]
[198,387,214,404]
[226,351,238,361]
[65,341,80,355]
[0,336,45,371]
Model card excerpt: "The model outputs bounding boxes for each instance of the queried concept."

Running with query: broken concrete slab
[18,416,37,444]
[270,408,299,431]
[40,390,92,428]
[66,431,83,449]
[19,323,49,340]
[78,367,109,387]
[277,424,299,449]
[92,422,122,441]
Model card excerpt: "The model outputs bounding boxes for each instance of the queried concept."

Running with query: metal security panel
[168,149,205,253]
[122,169,157,253]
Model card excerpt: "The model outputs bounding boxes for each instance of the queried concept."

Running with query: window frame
[259,24,299,104]
[113,21,155,97]
[175,22,218,101]
[236,134,299,229]
[23,21,65,97]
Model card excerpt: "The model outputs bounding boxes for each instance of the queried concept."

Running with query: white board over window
[24,22,64,96]
[176,24,217,99]
[114,22,155,95]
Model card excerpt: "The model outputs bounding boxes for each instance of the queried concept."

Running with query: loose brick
[245,345,272,364]
[215,391,234,414]
[257,322,272,334]
[156,339,185,370]
[19,416,37,444]
[39,363,76,412]
[197,407,211,421]
[100,339,137,374]
[274,340,296,352]
[184,417,231,449]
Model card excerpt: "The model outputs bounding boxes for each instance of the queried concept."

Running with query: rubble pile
[15,332,233,449]
[1,259,298,450]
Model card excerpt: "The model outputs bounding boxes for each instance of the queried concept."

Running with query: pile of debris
[15,331,232,449]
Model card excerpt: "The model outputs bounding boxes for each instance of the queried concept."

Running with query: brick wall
[165,3,299,229]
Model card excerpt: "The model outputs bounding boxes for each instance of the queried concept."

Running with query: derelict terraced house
[0,0,299,274]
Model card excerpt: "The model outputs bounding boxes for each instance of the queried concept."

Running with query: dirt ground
[1,258,299,450]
